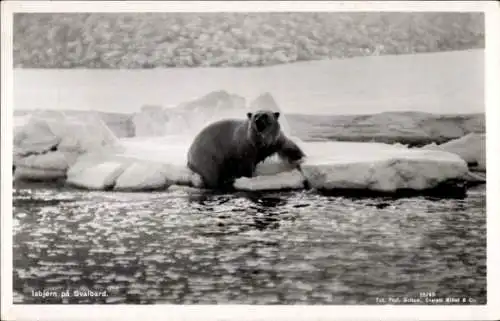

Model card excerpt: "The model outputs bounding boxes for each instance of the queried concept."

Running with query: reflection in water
[12,185,486,304]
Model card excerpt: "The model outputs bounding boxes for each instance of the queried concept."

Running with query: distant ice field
[13,49,484,115]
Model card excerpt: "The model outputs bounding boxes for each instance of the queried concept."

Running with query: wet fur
[187,111,305,189]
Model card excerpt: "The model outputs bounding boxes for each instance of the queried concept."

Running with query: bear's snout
[254,113,270,132]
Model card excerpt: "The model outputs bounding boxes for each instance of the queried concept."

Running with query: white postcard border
[1,1,499,321]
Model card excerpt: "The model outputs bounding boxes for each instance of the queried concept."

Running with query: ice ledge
[12,112,484,196]
[14,140,483,198]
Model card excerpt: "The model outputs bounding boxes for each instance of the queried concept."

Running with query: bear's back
[195,118,244,145]
[188,119,246,163]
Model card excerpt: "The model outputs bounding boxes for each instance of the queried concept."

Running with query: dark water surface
[13,184,486,304]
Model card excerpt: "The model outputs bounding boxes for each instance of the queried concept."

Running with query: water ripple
[13,185,486,304]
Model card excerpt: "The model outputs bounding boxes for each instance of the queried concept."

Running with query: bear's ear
[273,112,280,119]
[247,112,253,119]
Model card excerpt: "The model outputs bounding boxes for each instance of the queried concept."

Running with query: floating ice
[132,90,247,137]
[239,141,469,192]
[234,169,305,191]
[14,166,67,181]
[65,139,195,191]
[13,114,478,194]
[421,133,485,171]
[15,111,119,155]
[61,139,471,193]
[14,112,122,181]
[132,105,169,137]
[299,142,469,191]
[16,151,74,171]
[67,154,128,190]
[114,162,171,191]
[14,115,60,155]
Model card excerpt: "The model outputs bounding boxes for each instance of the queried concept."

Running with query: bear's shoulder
[195,118,250,150]
[205,118,245,129]
[199,119,245,137]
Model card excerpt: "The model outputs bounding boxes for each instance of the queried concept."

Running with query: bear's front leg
[276,137,310,189]
[240,163,256,179]
[277,137,306,164]
[233,157,256,179]
[217,157,254,190]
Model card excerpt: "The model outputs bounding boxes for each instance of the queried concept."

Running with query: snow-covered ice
[16,151,74,171]
[68,160,128,190]
[245,141,469,192]
[422,133,485,171]
[14,112,122,181]
[63,139,471,193]
[13,113,478,193]
[234,169,305,191]
[15,112,119,155]
[132,90,248,138]
[114,162,171,191]
[14,167,67,181]
[132,105,169,137]
[14,116,60,155]
[299,142,469,191]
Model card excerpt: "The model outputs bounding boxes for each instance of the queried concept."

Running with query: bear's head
[246,110,281,146]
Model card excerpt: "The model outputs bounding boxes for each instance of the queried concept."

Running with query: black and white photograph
[2,1,499,320]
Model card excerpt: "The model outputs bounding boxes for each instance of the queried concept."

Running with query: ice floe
[14,112,122,181]
[13,113,483,194]
[62,140,474,193]
[300,142,469,192]
[242,142,470,192]
[421,133,485,171]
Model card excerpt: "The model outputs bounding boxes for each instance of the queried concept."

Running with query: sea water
[13,182,486,304]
